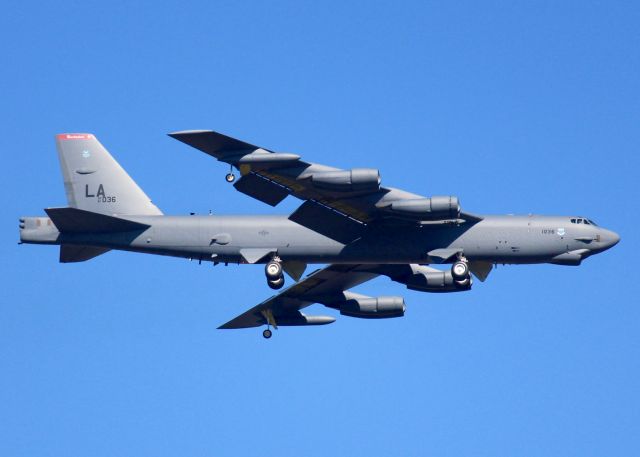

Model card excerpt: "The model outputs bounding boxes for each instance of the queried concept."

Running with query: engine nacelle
[310,168,381,193]
[336,295,406,319]
[401,266,471,293]
[388,196,460,220]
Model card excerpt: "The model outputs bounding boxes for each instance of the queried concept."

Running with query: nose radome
[610,231,620,247]
[603,230,620,248]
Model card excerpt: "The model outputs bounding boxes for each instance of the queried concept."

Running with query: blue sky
[1,1,639,455]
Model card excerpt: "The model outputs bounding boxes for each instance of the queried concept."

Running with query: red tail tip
[56,133,94,141]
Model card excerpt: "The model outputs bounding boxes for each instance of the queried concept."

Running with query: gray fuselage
[21,213,620,266]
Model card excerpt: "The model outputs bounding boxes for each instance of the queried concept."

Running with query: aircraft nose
[601,229,620,249]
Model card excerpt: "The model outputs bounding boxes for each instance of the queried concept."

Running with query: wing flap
[233,172,289,206]
[289,200,365,244]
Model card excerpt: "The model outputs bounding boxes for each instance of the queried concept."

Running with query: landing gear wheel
[225,173,236,183]
[267,276,285,290]
[454,276,472,289]
[265,260,283,280]
[451,261,469,280]
[262,329,272,339]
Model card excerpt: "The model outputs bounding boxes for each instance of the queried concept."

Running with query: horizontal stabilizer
[60,244,110,263]
[45,207,151,233]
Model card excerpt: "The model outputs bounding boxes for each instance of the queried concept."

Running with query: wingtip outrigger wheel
[261,310,277,339]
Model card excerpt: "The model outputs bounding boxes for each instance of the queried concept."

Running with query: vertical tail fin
[56,133,162,216]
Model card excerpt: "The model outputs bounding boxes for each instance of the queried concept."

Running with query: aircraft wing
[216,263,465,329]
[218,264,382,329]
[169,130,482,243]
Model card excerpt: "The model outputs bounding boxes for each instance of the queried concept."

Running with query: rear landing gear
[262,328,272,339]
[225,173,236,183]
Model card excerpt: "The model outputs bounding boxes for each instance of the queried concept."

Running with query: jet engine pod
[339,296,406,319]
[388,196,460,220]
[310,168,381,193]
[401,265,471,292]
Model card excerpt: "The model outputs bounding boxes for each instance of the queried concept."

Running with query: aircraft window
[570,218,576,224]
[588,219,598,226]
[583,219,590,225]
[577,218,583,224]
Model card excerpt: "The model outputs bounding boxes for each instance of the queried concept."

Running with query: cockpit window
[570,217,598,227]
[571,218,586,224]
[570,217,598,226]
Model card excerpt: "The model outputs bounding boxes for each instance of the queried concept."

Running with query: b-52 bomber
[19,131,620,338]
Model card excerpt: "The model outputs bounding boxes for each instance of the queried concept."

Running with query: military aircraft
[19,131,620,338]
